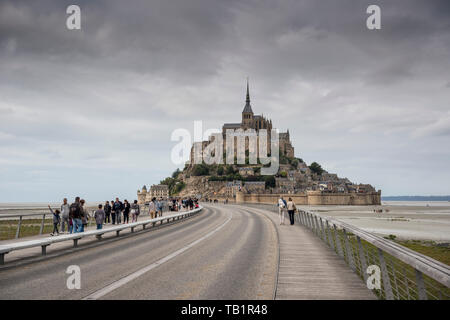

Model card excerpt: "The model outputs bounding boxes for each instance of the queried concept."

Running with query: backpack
[70,202,81,219]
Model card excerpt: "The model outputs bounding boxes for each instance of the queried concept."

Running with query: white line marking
[82,210,232,300]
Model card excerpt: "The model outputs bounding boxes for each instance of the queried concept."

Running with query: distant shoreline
[382,196,450,201]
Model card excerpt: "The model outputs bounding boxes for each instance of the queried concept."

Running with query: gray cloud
[0,0,449,201]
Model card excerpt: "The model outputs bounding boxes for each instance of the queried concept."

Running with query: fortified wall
[234,190,381,206]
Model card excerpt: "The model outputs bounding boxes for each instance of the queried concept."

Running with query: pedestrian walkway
[248,205,376,300]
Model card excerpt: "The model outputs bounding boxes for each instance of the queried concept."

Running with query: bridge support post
[131,227,135,233]
[0,253,4,265]
[319,218,326,242]
[343,229,355,271]
[378,248,394,300]
[315,216,322,238]
[309,214,315,232]
[116,230,120,237]
[333,225,343,257]
[73,239,78,248]
[15,216,23,239]
[41,245,48,256]
[415,269,427,300]
[357,236,368,282]
[39,214,46,235]
[326,221,333,248]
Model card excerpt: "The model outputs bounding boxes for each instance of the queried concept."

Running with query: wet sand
[299,201,450,242]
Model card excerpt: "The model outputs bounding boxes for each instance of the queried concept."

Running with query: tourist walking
[157,198,164,217]
[80,199,90,232]
[287,197,296,225]
[148,197,156,219]
[278,197,287,225]
[48,205,61,236]
[112,198,123,224]
[70,197,83,233]
[104,201,111,224]
[60,198,71,233]
[123,199,130,224]
[131,200,140,222]
[94,204,105,230]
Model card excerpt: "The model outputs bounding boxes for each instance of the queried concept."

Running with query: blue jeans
[96,224,103,230]
[73,218,82,233]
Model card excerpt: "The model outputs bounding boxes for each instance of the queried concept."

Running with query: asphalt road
[0,204,278,299]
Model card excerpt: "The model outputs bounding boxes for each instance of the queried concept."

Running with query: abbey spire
[242,78,253,114]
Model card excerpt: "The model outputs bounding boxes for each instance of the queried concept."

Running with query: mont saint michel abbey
[138,81,381,206]
[189,80,295,163]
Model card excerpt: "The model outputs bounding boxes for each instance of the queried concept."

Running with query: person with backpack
[131,200,140,222]
[286,197,297,225]
[70,197,83,233]
[112,198,123,224]
[60,198,70,233]
[48,205,61,236]
[104,201,111,224]
[80,199,90,232]
[278,196,287,225]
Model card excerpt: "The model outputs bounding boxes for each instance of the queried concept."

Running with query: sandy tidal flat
[300,201,450,242]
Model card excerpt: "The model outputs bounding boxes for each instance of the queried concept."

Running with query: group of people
[277,196,297,225]
[47,196,199,236]
[47,197,141,236]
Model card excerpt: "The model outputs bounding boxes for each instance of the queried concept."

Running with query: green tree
[309,162,324,175]
[192,164,209,176]
[280,171,287,178]
[172,168,181,179]
[225,165,235,175]
[264,175,276,189]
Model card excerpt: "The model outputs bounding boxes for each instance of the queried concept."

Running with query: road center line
[82,210,232,300]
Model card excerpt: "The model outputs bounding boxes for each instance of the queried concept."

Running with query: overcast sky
[1,0,449,202]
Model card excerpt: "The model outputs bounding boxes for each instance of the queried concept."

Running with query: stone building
[238,167,254,177]
[243,181,266,194]
[137,184,169,204]
[225,180,242,198]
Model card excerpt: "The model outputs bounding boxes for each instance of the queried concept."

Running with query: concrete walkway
[247,205,376,300]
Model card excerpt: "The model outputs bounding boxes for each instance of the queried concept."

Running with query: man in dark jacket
[104,201,111,224]
[70,197,83,233]
[112,198,123,224]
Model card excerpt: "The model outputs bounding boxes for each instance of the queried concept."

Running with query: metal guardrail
[295,208,450,300]
[240,202,449,300]
[0,206,203,265]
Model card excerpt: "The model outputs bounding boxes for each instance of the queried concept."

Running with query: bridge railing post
[326,220,334,248]
[415,269,428,300]
[39,214,46,235]
[357,236,368,283]
[319,218,326,242]
[15,215,23,239]
[343,228,355,271]
[333,224,343,258]
[378,248,394,300]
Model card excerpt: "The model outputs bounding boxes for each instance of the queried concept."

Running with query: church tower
[241,79,253,129]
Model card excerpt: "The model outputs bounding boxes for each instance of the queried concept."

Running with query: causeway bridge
[0,204,448,300]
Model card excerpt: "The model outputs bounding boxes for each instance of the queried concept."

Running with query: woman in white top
[148,198,156,219]
[278,197,286,225]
